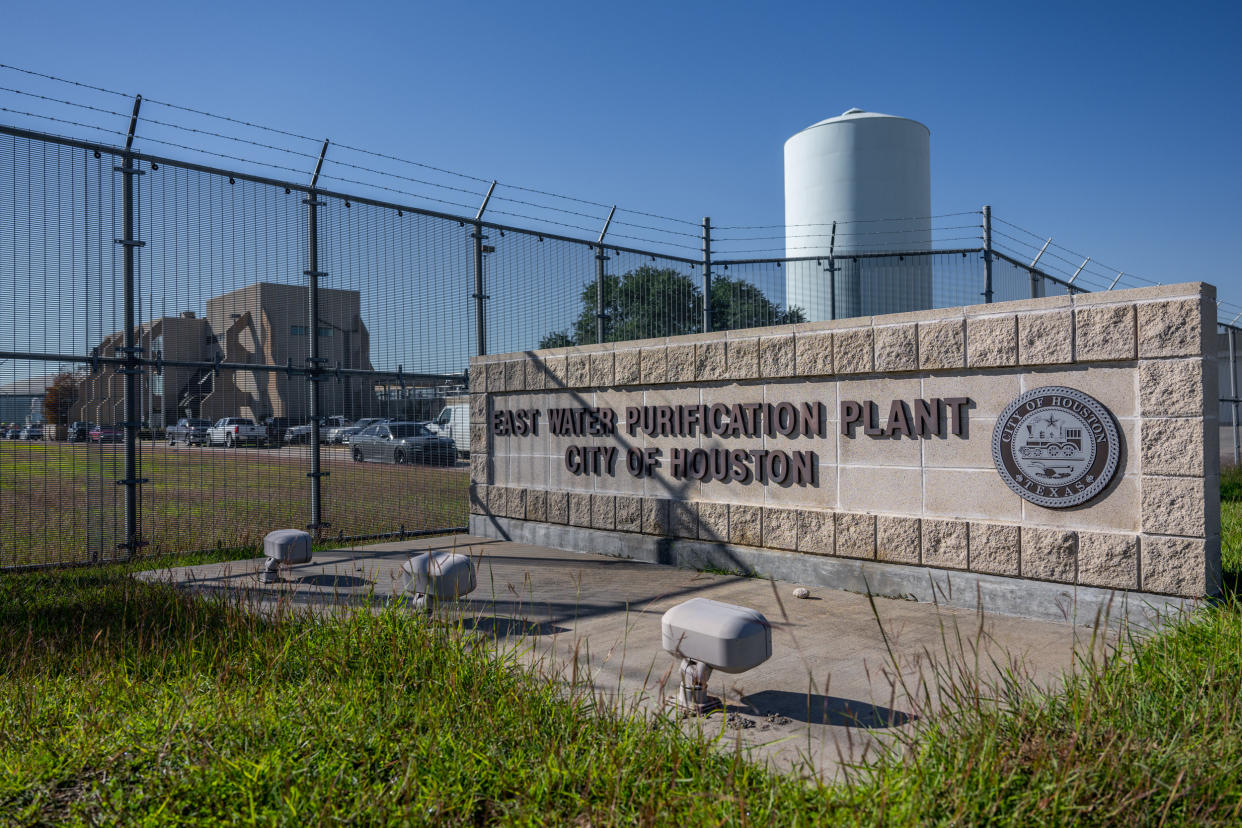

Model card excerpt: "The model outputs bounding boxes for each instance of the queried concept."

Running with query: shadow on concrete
[739,690,915,729]
[458,615,570,638]
[297,574,371,589]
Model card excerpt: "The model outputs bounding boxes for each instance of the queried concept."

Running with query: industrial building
[71,282,375,427]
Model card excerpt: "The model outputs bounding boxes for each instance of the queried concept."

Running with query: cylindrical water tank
[784,108,932,322]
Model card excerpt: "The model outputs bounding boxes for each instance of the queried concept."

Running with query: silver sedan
[349,421,457,466]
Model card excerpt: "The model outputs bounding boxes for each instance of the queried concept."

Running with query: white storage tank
[784,108,932,321]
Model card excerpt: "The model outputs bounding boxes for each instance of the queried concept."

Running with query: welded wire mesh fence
[0,110,1237,569]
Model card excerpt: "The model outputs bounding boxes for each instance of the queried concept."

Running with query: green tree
[42,371,79,426]
[538,266,803,348]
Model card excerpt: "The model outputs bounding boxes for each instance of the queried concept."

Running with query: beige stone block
[614,349,641,386]
[1141,535,1217,597]
[796,509,834,555]
[1018,311,1073,366]
[1073,282,1210,306]
[1077,531,1138,590]
[698,502,729,541]
[641,497,670,535]
[545,355,568,388]
[1024,364,1137,418]
[1139,359,1205,417]
[591,493,616,530]
[1023,475,1140,534]
[919,320,966,370]
[614,495,641,532]
[836,512,876,560]
[469,364,486,394]
[924,469,1023,522]
[524,359,545,391]
[567,354,590,388]
[666,343,696,383]
[874,324,918,372]
[568,492,592,527]
[921,418,996,469]
[876,515,919,564]
[486,361,505,393]
[1142,418,1205,477]
[794,331,834,377]
[1075,304,1136,362]
[470,392,487,424]
[469,483,487,515]
[1141,476,1206,537]
[922,519,969,570]
[1021,527,1076,582]
[505,487,526,521]
[695,340,727,382]
[966,315,1018,368]
[762,507,799,550]
[725,338,759,380]
[1138,298,1205,358]
[640,346,668,385]
[589,351,615,388]
[526,490,548,523]
[838,466,922,514]
[759,334,796,378]
[546,491,568,524]
[921,373,1021,419]
[670,501,698,539]
[834,328,875,374]
[729,504,762,546]
[969,522,1019,576]
[502,360,524,392]
[470,424,487,456]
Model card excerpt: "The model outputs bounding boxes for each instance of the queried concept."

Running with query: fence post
[1230,327,1240,466]
[595,206,616,345]
[472,181,496,358]
[982,205,993,304]
[305,139,330,535]
[117,94,145,560]
[828,220,837,320]
[702,217,712,333]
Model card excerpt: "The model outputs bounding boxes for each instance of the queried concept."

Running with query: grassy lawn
[0,480,1237,823]
[0,441,468,568]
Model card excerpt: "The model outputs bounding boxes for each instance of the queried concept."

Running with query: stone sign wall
[468,283,1220,612]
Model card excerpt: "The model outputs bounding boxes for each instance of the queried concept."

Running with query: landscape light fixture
[661,598,772,714]
[400,550,477,612]
[261,529,313,583]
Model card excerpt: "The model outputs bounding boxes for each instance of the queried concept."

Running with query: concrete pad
[139,534,1141,779]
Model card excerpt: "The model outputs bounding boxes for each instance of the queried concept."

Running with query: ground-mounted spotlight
[661,598,772,714]
[261,529,313,583]
[400,551,476,612]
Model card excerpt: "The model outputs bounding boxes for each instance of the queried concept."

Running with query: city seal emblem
[992,386,1120,509]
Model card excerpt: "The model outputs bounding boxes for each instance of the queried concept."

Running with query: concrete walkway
[140,534,1123,778]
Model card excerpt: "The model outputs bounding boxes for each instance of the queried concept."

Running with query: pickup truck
[207,417,267,447]
[167,417,211,446]
[284,415,349,445]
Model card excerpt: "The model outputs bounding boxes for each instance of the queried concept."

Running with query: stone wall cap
[1073,281,1213,307]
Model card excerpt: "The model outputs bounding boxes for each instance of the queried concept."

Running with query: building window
[290,325,308,336]
[317,326,333,338]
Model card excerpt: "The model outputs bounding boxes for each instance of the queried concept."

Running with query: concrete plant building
[71,282,374,427]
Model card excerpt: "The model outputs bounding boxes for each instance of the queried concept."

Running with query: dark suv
[167,417,211,446]
[68,422,95,442]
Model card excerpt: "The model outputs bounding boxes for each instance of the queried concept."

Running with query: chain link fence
[0,118,1236,570]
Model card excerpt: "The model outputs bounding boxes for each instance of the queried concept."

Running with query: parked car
[5,425,21,439]
[349,421,456,465]
[89,424,122,443]
[263,417,295,445]
[427,403,470,458]
[207,417,267,447]
[19,424,44,440]
[167,417,211,446]
[68,422,95,442]
[284,415,352,445]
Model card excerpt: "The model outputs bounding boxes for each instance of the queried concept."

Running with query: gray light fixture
[661,598,772,714]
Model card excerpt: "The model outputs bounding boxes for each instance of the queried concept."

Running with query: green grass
[0,481,1239,824]
[0,441,468,568]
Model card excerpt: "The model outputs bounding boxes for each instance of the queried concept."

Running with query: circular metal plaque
[991,386,1120,509]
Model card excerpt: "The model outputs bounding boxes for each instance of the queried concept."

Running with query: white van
[429,402,470,458]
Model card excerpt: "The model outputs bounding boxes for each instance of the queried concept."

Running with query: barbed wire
[713,211,981,230]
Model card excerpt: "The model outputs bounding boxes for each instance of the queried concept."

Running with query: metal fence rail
[0,117,1237,570]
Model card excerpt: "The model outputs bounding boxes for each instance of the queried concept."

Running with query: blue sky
[1,0,1240,310]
